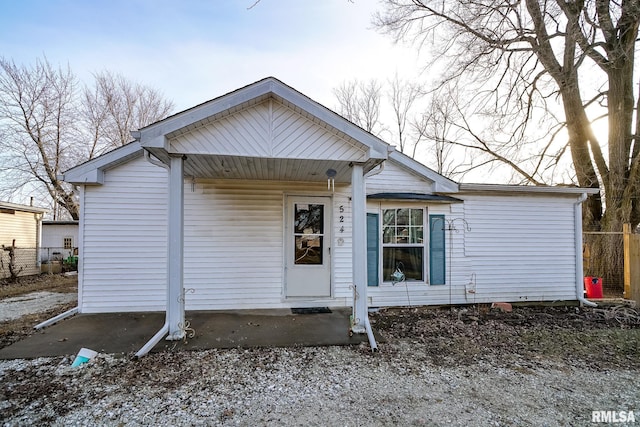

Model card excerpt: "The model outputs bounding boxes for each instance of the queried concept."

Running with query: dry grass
[0,273,77,299]
[0,274,78,349]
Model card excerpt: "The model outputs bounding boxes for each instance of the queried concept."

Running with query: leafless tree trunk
[3,240,23,283]
[0,58,81,218]
[375,0,639,224]
[0,57,174,219]
[375,0,640,289]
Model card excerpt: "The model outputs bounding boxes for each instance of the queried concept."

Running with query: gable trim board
[61,77,599,351]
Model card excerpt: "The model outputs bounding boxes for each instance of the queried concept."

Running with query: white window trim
[380,204,428,285]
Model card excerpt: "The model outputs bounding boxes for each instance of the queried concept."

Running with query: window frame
[379,204,427,284]
[63,236,73,250]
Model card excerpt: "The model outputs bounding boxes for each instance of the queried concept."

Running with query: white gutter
[575,193,597,307]
[34,307,78,330]
[135,322,169,358]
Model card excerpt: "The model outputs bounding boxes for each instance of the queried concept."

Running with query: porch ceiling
[146,149,381,182]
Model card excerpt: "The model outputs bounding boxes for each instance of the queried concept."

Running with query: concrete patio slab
[0,308,380,359]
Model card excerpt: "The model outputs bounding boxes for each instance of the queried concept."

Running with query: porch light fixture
[326,168,337,192]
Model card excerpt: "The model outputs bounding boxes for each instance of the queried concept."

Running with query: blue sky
[0,0,423,112]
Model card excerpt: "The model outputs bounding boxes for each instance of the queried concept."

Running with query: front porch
[133,78,391,344]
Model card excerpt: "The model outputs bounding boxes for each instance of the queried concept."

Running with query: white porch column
[167,154,185,340]
[351,163,368,333]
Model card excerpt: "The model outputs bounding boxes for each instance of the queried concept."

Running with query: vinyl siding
[79,156,581,312]
[0,209,38,247]
[171,99,367,162]
[462,194,578,302]
[41,224,78,249]
[79,159,354,312]
[0,209,41,278]
[80,157,168,312]
[367,161,435,194]
[183,180,352,310]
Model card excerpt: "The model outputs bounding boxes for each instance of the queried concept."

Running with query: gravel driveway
[1,305,639,426]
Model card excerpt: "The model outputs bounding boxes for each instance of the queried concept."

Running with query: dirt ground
[0,274,77,350]
[370,303,640,370]
[1,275,639,426]
[1,274,639,369]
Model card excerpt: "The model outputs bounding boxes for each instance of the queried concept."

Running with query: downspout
[144,150,170,171]
[34,307,79,330]
[136,149,172,357]
[34,211,43,269]
[363,160,384,351]
[364,315,378,351]
[575,193,597,307]
[364,160,385,179]
[135,322,169,357]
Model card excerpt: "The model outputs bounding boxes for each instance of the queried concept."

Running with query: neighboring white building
[0,201,48,279]
[62,77,598,345]
[41,220,79,262]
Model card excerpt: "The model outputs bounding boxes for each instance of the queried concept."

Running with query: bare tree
[411,85,466,177]
[333,79,384,135]
[82,71,173,151]
[0,58,80,219]
[375,0,640,286]
[333,76,467,177]
[0,57,174,219]
[388,73,422,153]
[377,0,640,230]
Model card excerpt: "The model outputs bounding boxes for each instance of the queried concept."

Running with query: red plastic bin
[584,276,603,299]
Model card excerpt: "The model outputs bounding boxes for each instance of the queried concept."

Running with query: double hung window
[367,208,446,286]
[382,208,424,281]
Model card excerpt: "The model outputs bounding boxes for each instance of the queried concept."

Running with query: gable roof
[134,77,391,161]
[64,77,397,185]
[61,76,599,198]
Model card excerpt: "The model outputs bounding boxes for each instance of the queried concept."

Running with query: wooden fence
[623,224,640,305]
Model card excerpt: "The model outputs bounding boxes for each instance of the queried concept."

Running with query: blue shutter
[366,213,379,286]
[429,215,446,285]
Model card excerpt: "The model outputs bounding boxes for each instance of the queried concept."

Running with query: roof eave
[456,183,600,195]
[62,142,144,185]
[0,202,49,214]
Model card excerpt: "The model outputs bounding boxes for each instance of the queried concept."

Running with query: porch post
[351,163,367,333]
[167,154,185,340]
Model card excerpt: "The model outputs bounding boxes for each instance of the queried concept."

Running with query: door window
[294,203,324,265]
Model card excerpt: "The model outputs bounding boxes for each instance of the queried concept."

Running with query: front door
[285,196,332,297]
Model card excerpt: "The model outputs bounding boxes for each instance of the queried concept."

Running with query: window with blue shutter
[366,213,379,286]
[381,208,424,281]
[429,214,446,285]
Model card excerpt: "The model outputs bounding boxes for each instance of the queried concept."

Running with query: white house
[61,77,598,353]
[41,220,79,260]
[0,201,48,279]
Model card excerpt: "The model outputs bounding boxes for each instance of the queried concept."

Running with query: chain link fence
[0,246,78,281]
